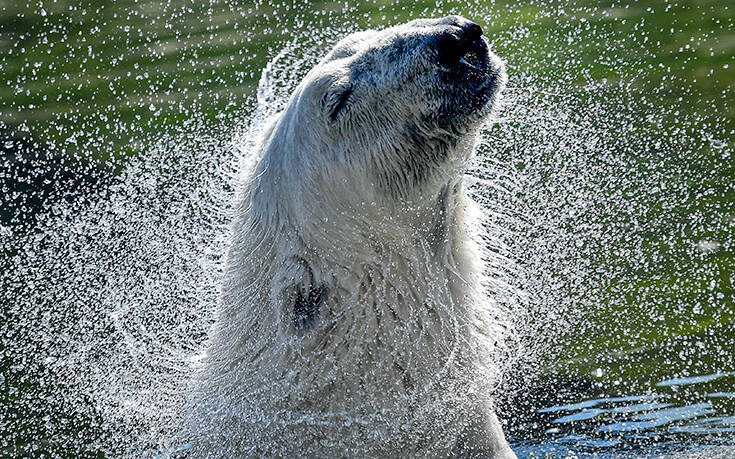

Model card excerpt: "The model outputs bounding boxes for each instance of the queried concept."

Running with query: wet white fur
[189,16,515,458]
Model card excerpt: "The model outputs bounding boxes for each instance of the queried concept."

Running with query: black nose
[460,23,483,44]
[437,22,484,67]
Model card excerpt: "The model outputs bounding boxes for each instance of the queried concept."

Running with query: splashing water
[1,0,733,457]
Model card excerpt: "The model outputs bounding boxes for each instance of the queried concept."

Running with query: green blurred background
[2,0,732,154]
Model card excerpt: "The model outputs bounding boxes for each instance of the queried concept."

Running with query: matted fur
[187,16,515,458]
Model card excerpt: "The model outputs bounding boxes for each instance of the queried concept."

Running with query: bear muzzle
[436,21,490,77]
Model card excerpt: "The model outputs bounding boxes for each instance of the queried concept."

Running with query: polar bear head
[250,15,506,221]
[315,15,506,129]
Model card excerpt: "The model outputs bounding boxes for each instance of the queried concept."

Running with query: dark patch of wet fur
[293,285,327,330]
[292,259,328,331]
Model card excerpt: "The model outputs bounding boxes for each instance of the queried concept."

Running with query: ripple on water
[598,403,716,433]
[517,372,735,457]
[656,373,733,388]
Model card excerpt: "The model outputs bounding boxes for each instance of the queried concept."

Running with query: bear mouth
[452,40,490,77]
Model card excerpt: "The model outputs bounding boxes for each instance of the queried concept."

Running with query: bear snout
[435,21,489,73]
[458,22,484,47]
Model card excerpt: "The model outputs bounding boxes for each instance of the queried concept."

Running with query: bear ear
[274,257,328,333]
[322,80,354,123]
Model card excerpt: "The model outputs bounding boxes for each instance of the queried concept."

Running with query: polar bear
[188,16,514,458]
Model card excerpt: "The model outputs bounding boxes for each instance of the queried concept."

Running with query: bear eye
[323,82,354,122]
